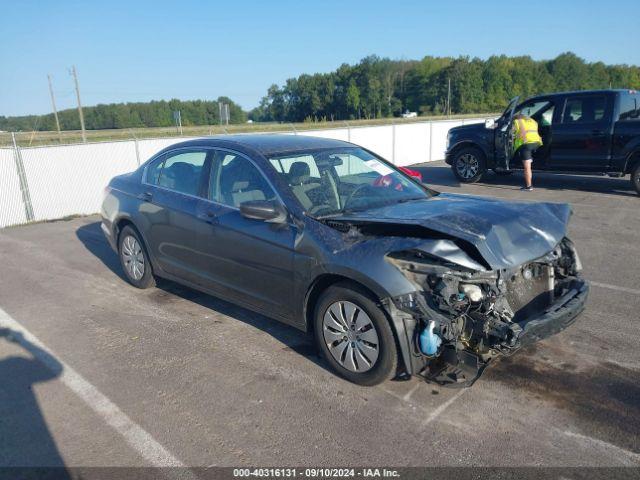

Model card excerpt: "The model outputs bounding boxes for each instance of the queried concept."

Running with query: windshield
[269,147,432,217]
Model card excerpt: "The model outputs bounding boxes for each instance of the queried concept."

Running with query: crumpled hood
[335,193,572,270]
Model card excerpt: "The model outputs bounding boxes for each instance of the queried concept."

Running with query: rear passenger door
[548,94,614,170]
[141,148,213,284]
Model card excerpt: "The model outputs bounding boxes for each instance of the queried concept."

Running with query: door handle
[591,129,606,136]
[198,210,217,224]
[138,191,153,202]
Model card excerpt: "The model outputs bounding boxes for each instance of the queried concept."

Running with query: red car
[399,166,422,182]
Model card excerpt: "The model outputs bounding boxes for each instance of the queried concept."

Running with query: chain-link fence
[0,116,491,228]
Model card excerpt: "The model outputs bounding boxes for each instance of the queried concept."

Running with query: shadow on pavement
[414,164,637,197]
[75,222,329,374]
[0,328,70,478]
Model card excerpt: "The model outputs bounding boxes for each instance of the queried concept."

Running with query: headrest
[289,162,310,184]
[232,181,250,191]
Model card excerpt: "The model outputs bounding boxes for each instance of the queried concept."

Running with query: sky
[1,0,640,117]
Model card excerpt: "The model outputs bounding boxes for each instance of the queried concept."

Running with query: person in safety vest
[512,114,542,191]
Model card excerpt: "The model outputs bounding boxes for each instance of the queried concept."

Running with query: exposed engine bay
[386,238,585,386]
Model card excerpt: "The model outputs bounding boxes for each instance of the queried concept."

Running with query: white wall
[0,117,488,228]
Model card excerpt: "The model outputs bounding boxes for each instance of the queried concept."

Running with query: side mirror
[239,200,287,223]
[485,118,496,129]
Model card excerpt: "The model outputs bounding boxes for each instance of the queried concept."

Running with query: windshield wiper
[391,196,427,205]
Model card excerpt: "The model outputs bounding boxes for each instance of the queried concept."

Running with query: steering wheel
[343,183,372,211]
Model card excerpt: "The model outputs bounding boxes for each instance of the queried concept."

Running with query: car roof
[164,134,355,157]
[528,89,628,100]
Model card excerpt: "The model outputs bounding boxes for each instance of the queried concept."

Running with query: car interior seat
[220,158,271,207]
[162,162,199,194]
[288,162,321,211]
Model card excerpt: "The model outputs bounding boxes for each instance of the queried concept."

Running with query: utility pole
[447,78,451,118]
[47,75,62,142]
[69,66,87,143]
[224,103,229,126]
[218,102,223,126]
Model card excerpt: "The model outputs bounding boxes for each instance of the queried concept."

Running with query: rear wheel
[631,162,640,196]
[118,225,155,289]
[451,147,486,183]
[314,282,397,386]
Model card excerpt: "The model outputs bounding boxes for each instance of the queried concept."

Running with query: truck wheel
[452,147,486,183]
[314,281,398,386]
[631,162,640,196]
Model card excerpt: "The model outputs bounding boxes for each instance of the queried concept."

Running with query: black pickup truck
[445,89,640,194]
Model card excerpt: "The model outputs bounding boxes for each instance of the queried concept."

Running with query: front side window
[562,96,607,124]
[210,152,276,208]
[516,100,555,126]
[268,147,431,217]
[148,150,207,196]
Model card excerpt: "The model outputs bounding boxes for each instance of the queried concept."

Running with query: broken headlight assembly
[386,237,584,386]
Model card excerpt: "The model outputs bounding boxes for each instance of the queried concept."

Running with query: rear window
[562,96,608,124]
[619,92,640,121]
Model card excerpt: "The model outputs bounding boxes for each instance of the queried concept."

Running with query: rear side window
[148,150,208,197]
[562,96,608,124]
[619,93,639,121]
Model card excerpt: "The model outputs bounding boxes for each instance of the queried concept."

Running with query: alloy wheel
[121,235,145,281]
[456,153,479,179]
[322,301,380,373]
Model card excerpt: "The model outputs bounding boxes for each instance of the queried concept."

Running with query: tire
[451,146,487,183]
[313,281,397,386]
[118,225,155,289]
[631,162,640,196]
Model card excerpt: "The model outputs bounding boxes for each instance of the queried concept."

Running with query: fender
[446,131,496,168]
[623,145,640,173]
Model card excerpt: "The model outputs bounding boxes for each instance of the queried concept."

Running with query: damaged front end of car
[385,238,589,387]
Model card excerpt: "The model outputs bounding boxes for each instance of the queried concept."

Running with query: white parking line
[0,306,186,468]
[422,390,466,427]
[563,430,640,465]
[591,281,640,296]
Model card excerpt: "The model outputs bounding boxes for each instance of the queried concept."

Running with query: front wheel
[314,282,398,386]
[631,162,640,196]
[451,147,487,183]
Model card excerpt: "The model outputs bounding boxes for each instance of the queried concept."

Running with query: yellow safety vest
[513,116,542,153]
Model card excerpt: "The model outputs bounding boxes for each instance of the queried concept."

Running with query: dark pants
[514,142,541,163]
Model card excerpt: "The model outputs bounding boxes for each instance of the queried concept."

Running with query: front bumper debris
[422,278,589,387]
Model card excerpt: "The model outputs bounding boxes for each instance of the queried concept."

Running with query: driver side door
[198,149,298,321]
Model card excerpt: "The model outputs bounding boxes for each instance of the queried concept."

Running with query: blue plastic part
[419,320,442,356]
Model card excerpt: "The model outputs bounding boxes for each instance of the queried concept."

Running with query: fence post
[428,122,433,162]
[130,130,141,166]
[343,121,351,142]
[11,133,35,222]
[391,123,396,164]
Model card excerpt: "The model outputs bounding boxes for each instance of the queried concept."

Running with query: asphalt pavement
[0,161,638,470]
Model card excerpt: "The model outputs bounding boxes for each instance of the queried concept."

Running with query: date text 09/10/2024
[232,468,400,478]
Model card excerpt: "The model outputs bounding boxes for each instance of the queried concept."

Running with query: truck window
[562,96,608,124]
[516,100,555,126]
[518,100,549,117]
[619,93,639,121]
